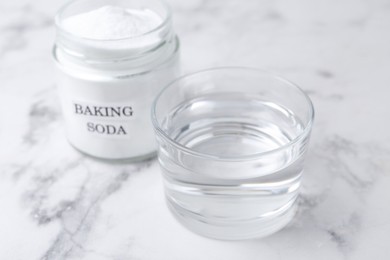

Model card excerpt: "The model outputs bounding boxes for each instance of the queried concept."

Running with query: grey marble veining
[1,0,390,259]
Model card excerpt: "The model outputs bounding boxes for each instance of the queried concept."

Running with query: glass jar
[53,0,180,161]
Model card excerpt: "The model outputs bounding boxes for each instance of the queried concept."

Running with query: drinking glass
[151,67,314,240]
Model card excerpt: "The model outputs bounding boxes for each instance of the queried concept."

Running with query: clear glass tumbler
[151,67,314,240]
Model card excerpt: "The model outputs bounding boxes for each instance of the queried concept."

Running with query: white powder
[62,6,163,40]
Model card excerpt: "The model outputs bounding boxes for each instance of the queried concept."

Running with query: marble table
[1,0,389,259]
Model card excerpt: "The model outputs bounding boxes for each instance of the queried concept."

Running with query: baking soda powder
[62,6,162,40]
[54,0,180,160]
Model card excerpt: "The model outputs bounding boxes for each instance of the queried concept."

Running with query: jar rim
[151,67,315,161]
[55,0,172,42]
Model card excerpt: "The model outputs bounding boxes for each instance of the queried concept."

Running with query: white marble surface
[1,0,390,259]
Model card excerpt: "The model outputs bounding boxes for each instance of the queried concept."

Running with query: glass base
[166,196,297,240]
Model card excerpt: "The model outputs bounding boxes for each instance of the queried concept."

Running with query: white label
[69,100,136,139]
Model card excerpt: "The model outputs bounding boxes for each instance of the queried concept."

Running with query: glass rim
[55,0,172,42]
[151,67,315,161]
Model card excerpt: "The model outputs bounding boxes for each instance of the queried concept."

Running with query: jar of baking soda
[53,0,180,161]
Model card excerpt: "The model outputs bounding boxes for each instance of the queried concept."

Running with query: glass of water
[151,67,314,240]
